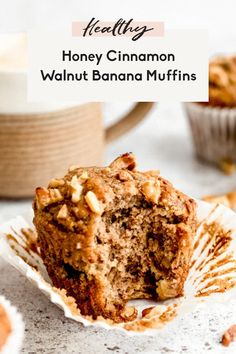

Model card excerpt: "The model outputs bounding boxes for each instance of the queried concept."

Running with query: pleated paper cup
[0,296,24,354]
[184,102,236,167]
[0,200,236,335]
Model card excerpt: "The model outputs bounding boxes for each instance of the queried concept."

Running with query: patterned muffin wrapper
[184,102,236,166]
[0,295,24,354]
[0,200,236,335]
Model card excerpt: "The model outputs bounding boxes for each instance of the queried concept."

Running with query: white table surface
[1,102,236,354]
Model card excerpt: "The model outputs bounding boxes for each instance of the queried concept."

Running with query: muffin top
[208,55,236,107]
[34,153,196,237]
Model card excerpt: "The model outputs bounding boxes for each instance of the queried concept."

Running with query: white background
[0,0,235,55]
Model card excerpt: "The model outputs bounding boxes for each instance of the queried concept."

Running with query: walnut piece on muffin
[209,55,236,107]
[33,153,197,323]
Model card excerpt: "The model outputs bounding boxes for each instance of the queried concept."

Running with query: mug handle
[105,102,155,143]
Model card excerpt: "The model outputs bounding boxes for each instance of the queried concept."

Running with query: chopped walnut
[117,170,133,181]
[109,153,136,171]
[145,170,160,177]
[76,242,82,249]
[35,187,63,209]
[124,181,137,195]
[49,189,63,203]
[120,306,137,321]
[222,325,236,346]
[57,204,68,219]
[48,178,65,188]
[141,180,161,204]
[157,279,176,300]
[85,191,101,215]
[68,165,80,172]
[80,171,89,181]
[70,175,83,203]
[210,65,229,88]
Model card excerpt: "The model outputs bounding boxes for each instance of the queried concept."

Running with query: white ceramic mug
[0,33,154,198]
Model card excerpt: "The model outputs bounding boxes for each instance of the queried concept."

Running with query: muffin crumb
[0,304,12,350]
[222,325,236,347]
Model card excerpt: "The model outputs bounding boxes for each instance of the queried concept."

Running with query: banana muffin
[33,153,197,323]
[184,55,236,168]
[208,55,236,107]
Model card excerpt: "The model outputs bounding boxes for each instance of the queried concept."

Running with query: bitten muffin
[33,153,197,323]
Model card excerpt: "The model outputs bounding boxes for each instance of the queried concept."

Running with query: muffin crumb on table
[222,324,236,347]
[0,304,11,351]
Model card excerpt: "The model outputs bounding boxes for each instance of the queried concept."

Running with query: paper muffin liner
[0,295,24,354]
[184,102,236,166]
[1,200,236,335]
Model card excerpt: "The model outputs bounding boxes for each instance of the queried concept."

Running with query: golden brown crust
[0,305,11,350]
[33,153,197,323]
[207,55,236,107]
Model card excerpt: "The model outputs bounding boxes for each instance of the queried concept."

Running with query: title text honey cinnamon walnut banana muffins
[33,153,197,323]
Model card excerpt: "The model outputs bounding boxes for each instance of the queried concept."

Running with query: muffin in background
[184,55,236,171]
[0,296,24,354]
[208,56,236,107]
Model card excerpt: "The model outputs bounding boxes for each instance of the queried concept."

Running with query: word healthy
[82,18,154,41]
